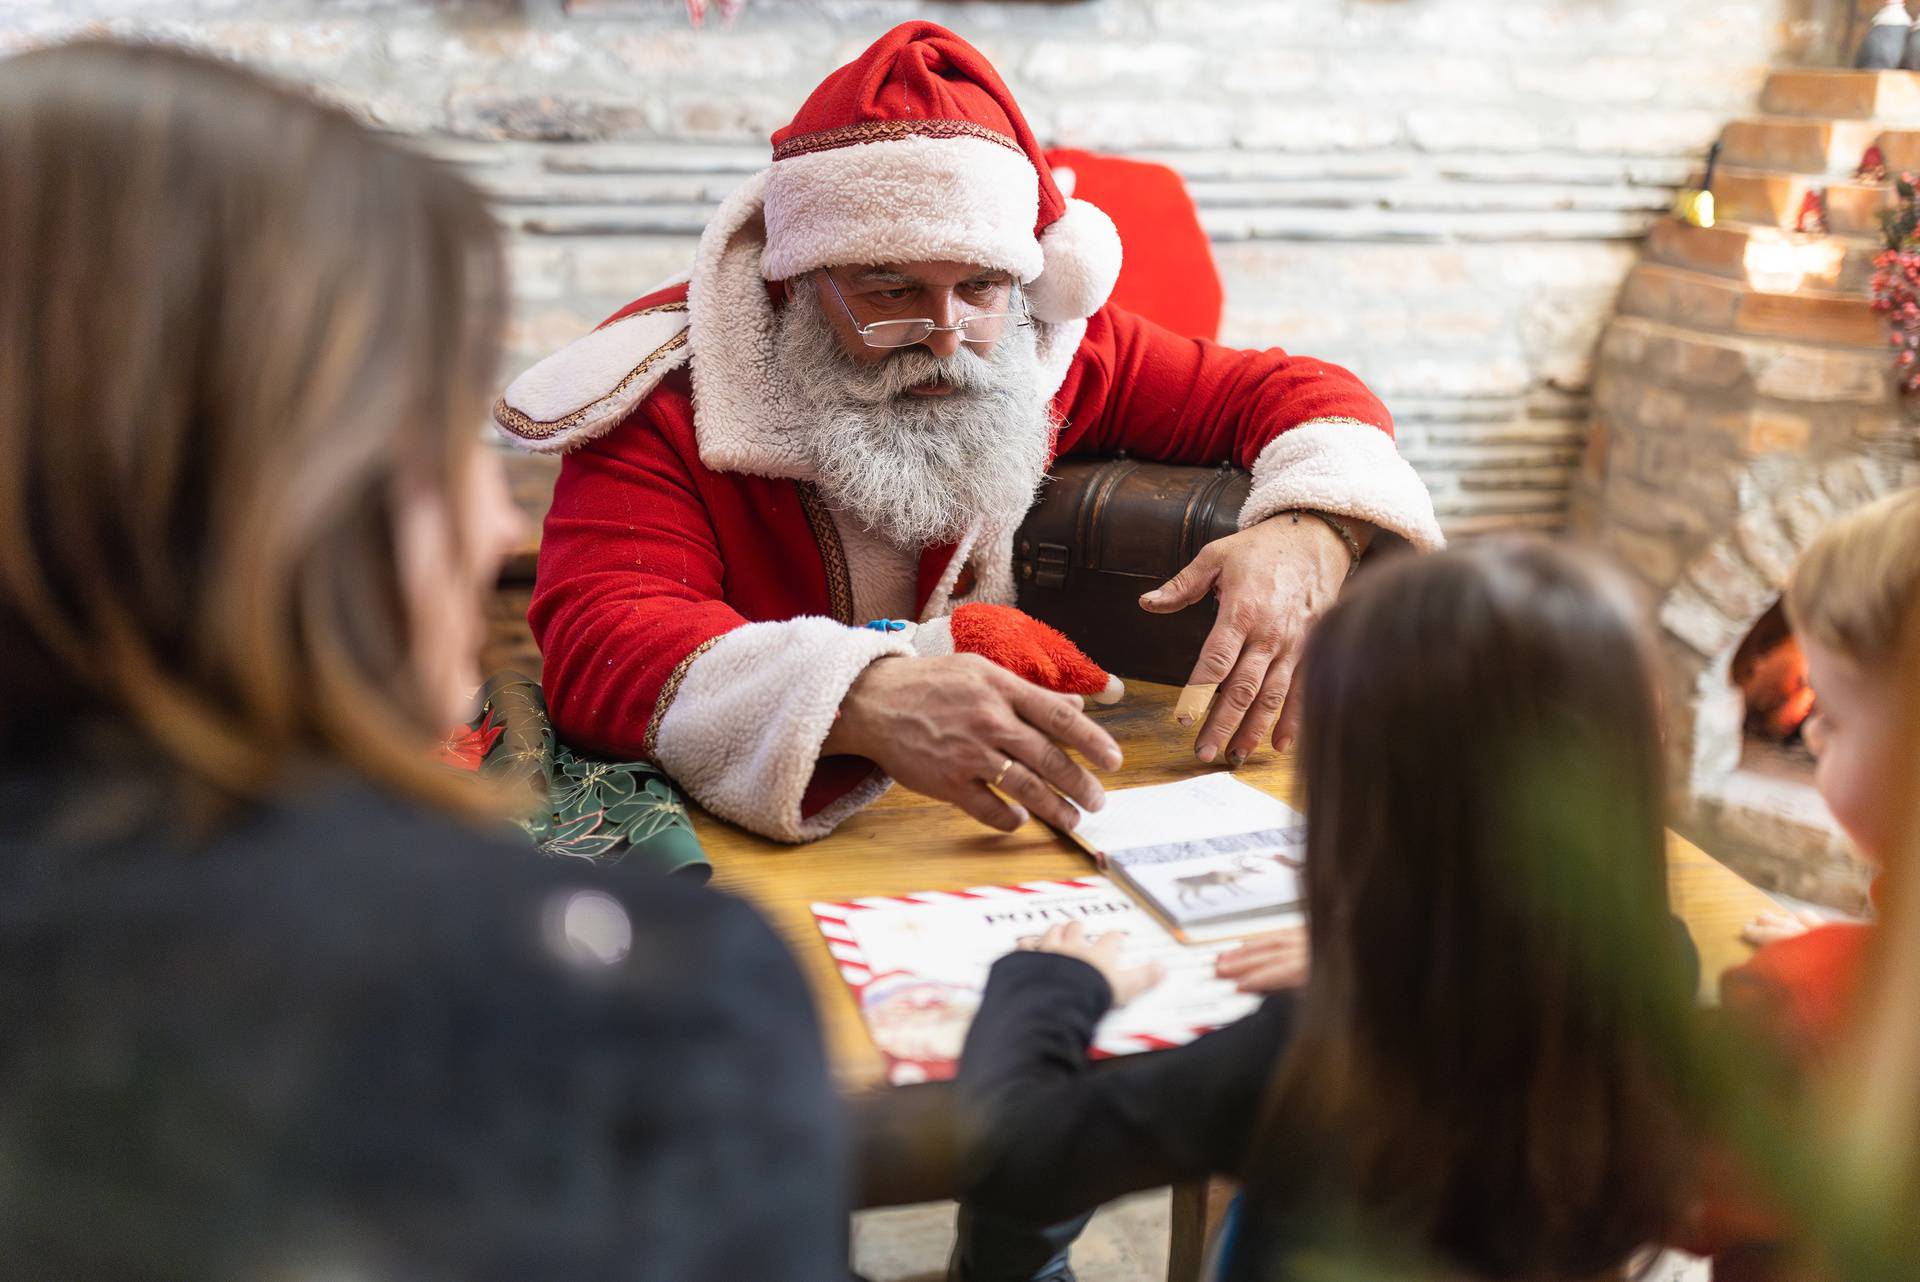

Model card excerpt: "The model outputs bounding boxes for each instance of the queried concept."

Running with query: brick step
[1761,69,1920,121]
[1871,127,1920,174]
[1646,219,1880,294]
[1599,314,1893,405]
[1618,262,1887,349]
[1718,117,1884,176]
[1694,166,1892,235]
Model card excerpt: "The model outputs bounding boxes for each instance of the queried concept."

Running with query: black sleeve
[954,950,1297,1224]
[1670,912,1702,997]
[593,885,850,1282]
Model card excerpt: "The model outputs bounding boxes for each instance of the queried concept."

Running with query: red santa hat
[758,21,1122,324]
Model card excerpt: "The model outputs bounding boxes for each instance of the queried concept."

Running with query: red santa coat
[498,177,1442,842]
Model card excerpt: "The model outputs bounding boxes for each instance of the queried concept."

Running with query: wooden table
[703,681,1781,1090]
[704,682,1301,1091]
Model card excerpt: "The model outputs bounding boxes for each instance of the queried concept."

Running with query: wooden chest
[1014,458,1250,686]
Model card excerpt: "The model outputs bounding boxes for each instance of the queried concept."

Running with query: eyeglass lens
[860,315,1013,347]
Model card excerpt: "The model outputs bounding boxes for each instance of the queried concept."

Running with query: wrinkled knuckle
[1199,641,1238,674]
[1224,601,1264,631]
[958,711,997,744]
[1038,699,1076,736]
[1221,680,1259,713]
[1040,743,1072,779]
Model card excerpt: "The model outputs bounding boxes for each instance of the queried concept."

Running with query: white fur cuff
[1240,419,1445,552]
[651,618,915,843]
[907,615,952,656]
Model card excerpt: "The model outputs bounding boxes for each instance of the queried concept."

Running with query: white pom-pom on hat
[1025,197,1124,325]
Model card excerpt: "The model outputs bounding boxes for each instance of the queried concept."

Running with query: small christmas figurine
[1858,144,1890,185]
[1858,1,1911,68]
[1796,188,1829,235]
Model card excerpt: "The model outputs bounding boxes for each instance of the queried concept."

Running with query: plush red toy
[875,604,1124,704]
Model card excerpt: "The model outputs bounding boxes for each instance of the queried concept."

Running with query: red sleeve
[528,408,744,762]
[1051,302,1393,466]
[1719,923,1873,1065]
[1673,925,1873,1264]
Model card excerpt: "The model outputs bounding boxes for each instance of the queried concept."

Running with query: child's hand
[1214,925,1308,993]
[1019,921,1165,1005]
[1741,908,1828,947]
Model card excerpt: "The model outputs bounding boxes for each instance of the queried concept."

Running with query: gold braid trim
[797,483,856,625]
[772,118,1021,162]
[643,635,722,761]
[494,305,690,443]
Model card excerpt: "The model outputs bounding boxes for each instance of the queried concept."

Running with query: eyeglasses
[818,270,1031,349]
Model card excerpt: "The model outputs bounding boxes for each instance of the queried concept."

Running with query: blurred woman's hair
[0,40,507,810]
[1252,538,1694,1279]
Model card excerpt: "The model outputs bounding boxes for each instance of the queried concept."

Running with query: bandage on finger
[1174,682,1218,728]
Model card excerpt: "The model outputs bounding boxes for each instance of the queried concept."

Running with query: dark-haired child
[953,539,1700,1282]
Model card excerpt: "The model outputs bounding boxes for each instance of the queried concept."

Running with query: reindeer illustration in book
[499,21,1440,843]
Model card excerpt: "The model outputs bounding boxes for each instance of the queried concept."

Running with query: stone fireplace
[1574,67,1920,912]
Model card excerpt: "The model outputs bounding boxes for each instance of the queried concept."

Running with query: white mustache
[835,344,1000,403]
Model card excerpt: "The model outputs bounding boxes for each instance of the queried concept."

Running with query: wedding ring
[989,757,1014,790]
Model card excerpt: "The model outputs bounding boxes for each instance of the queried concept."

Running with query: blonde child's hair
[1786,488,1920,665]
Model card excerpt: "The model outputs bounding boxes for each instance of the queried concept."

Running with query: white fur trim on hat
[492,304,691,454]
[1239,419,1446,552]
[651,616,915,843]
[1026,198,1123,324]
[761,134,1042,283]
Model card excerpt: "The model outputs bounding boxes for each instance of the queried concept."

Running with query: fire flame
[1737,631,1817,744]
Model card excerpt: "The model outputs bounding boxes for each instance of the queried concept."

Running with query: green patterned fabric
[468,672,709,881]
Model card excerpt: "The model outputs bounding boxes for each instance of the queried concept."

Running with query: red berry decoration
[1875,173,1920,393]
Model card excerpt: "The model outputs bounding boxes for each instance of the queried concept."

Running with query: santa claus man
[497,22,1442,843]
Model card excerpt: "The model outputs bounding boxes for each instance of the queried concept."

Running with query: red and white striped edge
[810,877,1231,1082]
[1092,1028,1213,1058]
[809,877,1111,991]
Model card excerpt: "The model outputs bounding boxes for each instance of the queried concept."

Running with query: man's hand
[1140,513,1365,765]
[821,654,1123,833]
[1019,921,1165,1006]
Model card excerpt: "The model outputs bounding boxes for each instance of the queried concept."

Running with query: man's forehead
[844,263,1012,286]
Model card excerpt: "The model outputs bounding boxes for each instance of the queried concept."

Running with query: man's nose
[919,290,964,359]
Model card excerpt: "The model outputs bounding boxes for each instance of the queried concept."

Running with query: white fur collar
[493,302,691,454]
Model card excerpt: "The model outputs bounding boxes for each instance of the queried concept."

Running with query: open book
[1062,773,1307,940]
[812,876,1262,1085]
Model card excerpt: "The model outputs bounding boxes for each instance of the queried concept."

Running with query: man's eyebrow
[848,268,921,287]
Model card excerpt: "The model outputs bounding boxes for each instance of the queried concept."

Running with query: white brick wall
[0,0,1851,535]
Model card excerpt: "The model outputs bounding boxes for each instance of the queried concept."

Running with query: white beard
[775,276,1055,549]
